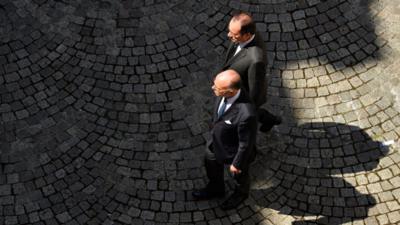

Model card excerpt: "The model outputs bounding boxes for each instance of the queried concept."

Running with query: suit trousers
[204,146,250,195]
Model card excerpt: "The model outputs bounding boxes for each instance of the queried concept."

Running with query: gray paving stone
[56,212,72,223]
[387,211,400,224]
[0,1,399,225]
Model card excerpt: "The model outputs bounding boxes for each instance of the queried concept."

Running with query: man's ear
[226,89,236,96]
[243,33,252,40]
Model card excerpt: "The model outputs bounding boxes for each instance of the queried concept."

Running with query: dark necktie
[233,44,241,56]
[217,98,227,118]
[228,44,238,60]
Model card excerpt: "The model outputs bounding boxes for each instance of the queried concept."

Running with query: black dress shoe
[259,115,282,133]
[220,191,248,210]
[192,189,225,200]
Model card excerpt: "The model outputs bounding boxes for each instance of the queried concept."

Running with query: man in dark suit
[221,11,281,132]
[192,70,258,210]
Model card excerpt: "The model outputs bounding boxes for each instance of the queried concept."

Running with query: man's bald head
[212,70,241,97]
[215,69,241,89]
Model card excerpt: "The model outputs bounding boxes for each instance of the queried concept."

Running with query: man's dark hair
[232,11,256,35]
[229,78,242,90]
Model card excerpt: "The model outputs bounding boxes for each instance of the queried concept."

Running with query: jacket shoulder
[246,42,265,63]
[247,33,266,61]
[237,102,257,118]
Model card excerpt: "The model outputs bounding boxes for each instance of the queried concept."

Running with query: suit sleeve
[232,112,257,169]
[248,61,266,107]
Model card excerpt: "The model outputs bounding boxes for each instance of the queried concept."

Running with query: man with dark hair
[223,11,281,132]
[192,69,258,210]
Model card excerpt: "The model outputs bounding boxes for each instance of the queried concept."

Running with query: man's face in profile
[227,19,251,43]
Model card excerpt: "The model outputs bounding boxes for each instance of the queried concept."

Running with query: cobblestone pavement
[1,0,400,224]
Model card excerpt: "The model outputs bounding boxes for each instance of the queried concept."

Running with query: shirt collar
[223,89,241,105]
[238,34,255,48]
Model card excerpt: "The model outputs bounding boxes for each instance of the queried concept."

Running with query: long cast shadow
[196,1,387,224]
[251,122,389,225]
[246,1,385,224]
[256,0,384,125]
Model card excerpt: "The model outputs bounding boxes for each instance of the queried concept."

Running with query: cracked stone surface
[1,0,400,224]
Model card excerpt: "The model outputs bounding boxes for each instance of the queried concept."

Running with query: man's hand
[230,165,241,175]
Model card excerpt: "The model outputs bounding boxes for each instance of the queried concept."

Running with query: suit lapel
[223,48,247,68]
[215,91,247,122]
[223,35,261,68]
[218,102,238,121]
[223,43,235,65]
[213,96,223,122]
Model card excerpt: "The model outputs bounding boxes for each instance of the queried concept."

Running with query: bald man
[192,70,257,210]
[222,11,281,132]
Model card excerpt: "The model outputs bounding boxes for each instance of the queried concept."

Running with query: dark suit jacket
[221,32,267,107]
[208,91,257,170]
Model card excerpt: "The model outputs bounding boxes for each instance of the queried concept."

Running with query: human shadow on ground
[250,122,389,225]
[251,0,385,127]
